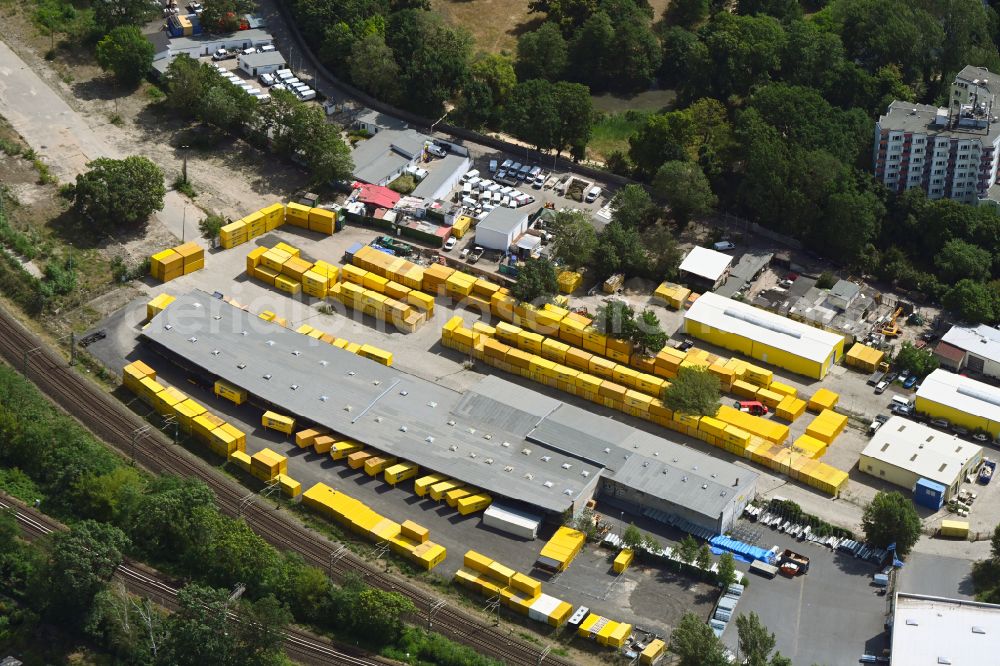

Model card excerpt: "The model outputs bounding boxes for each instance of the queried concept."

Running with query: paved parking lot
[720,525,889,666]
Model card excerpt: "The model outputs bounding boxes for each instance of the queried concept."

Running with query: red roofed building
[352,182,401,212]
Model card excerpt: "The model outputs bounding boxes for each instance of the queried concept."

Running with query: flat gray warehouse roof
[142,292,598,513]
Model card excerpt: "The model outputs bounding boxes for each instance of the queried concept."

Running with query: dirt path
[0,33,307,247]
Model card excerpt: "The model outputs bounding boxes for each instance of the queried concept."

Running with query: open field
[430,0,537,54]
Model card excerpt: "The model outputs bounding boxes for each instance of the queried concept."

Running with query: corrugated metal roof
[942,324,1000,364]
[917,369,1000,424]
[685,292,844,364]
[679,246,732,282]
[860,416,981,487]
[351,129,428,185]
[411,154,467,199]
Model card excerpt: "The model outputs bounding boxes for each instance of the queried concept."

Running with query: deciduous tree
[43,520,130,622]
[93,0,155,32]
[652,160,717,226]
[349,33,401,104]
[943,279,997,324]
[512,257,559,304]
[550,210,598,269]
[96,25,154,86]
[516,22,568,82]
[893,342,939,378]
[633,309,667,355]
[72,156,165,229]
[862,491,921,555]
[670,612,729,666]
[717,552,737,587]
[610,184,657,229]
[662,366,721,416]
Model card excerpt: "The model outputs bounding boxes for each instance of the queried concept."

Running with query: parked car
[585,186,602,202]
[874,380,889,395]
[714,241,737,251]
[902,375,918,389]
[510,162,522,175]
[778,279,794,288]
[868,414,889,435]
[489,159,498,172]
[468,246,484,264]
[501,159,513,170]
[518,164,532,180]
[890,403,914,416]
[444,237,457,251]
[952,425,969,437]
[677,339,695,352]
[930,418,951,430]
[460,247,470,260]
[884,372,898,384]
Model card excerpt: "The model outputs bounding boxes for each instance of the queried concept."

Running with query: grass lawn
[430,0,538,54]
[587,110,651,162]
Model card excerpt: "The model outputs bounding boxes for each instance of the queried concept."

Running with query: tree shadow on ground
[46,206,155,250]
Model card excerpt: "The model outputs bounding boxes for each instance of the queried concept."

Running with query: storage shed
[238,50,286,76]
[859,416,982,501]
[475,207,530,251]
[678,246,733,290]
[684,292,846,379]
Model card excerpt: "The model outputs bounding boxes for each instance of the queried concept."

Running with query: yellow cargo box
[153,386,186,415]
[229,449,252,471]
[253,265,280,285]
[463,550,494,574]
[940,519,970,538]
[192,412,225,440]
[401,520,429,543]
[285,202,311,227]
[214,379,247,405]
[275,274,302,295]
[146,293,176,321]
[640,639,666,665]
[308,207,336,234]
[415,473,449,497]
[262,410,295,434]
[281,256,313,281]
[294,427,329,448]
[173,398,206,431]
[613,548,634,573]
[776,396,807,422]
[276,473,302,498]
[808,388,839,412]
[330,440,363,460]
[312,435,336,454]
[430,479,464,501]
[347,450,373,469]
[363,455,397,477]
[445,487,472,507]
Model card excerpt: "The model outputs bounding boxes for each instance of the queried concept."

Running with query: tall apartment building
[873,66,1000,204]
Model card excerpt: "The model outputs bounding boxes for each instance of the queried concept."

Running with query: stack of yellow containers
[287,322,394,366]
[455,551,573,627]
[329,280,424,333]
[805,409,848,444]
[651,282,691,309]
[250,448,287,481]
[776,395,807,421]
[715,405,789,444]
[577,614,633,649]
[422,263,455,294]
[536,526,586,572]
[302,482,446,570]
[351,245,424,289]
[150,245,188,282]
[807,388,839,412]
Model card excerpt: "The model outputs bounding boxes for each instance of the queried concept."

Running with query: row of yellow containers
[330,280,425,333]
[151,241,204,282]
[351,244,425,290]
[652,281,692,310]
[845,342,886,374]
[577,614,633,649]
[744,439,847,493]
[340,263,435,316]
[146,293,176,321]
[123,361,246,458]
[302,482,446,570]
[456,550,573,627]
[292,322,393,366]
[296,427,365,460]
[284,202,337,234]
[421,473,494,515]
[220,203,286,249]
[483,320,668,398]
[441,321,850,495]
[537,526,586,572]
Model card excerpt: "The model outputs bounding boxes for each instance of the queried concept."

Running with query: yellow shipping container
[613,548,634,573]
[262,410,295,434]
[285,202,311,227]
[308,207,336,234]
[261,248,292,272]
[807,388,839,412]
[275,274,301,295]
[214,377,247,404]
[276,473,302,498]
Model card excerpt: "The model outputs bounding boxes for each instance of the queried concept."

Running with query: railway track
[0,495,387,666]
[0,307,575,666]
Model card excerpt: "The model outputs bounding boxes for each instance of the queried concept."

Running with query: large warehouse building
[936,324,1000,380]
[890,593,1000,666]
[683,292,846,379]
[859,416,982,502]
[915,369,1000,438]
[142,292,758,533]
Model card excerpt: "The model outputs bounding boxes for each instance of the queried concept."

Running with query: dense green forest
[286,0,1000,323]
[0,364,500,666]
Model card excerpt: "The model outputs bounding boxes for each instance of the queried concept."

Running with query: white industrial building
[890,593,1000,665]
[936,324,1000,379]
[859,417,982,500]
[678,246,733,290]
[411,154,470,200]
[166,28,273,58]
[474,207,529,251]
[238,51,286,77]
[915,369,1000,438]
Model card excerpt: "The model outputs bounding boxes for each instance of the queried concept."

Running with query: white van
[891,396,912,410]
[240,47,255,56]
[258,44,276,53]
[275,69,293,79]
[461,169,480,183]
[297,90,316,101]
[585,186,602,203]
